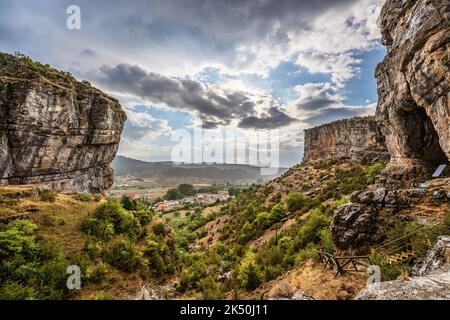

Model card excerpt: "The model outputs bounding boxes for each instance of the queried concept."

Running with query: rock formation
[0,53,126,193]
[302,117,389,165]
[356,236,450,300]
[376,0,450,185]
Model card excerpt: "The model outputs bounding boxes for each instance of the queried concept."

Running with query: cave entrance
[405,107,449,175]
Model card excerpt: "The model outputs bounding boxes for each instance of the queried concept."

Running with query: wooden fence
[317,251,372,277]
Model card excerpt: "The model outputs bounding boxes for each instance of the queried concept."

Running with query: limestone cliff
[0,53,126,193]
[302,117,389,165]
[376,0,450,184]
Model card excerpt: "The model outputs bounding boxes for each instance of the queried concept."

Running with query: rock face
[331,187,429,250]
[376,0,450,185]
[0,53,126,193]
[356,236,450,300]
[302,117,389,165]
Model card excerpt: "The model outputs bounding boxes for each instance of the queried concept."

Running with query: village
[153,191,231,212]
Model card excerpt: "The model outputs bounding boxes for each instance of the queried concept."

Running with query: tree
[178,184,196,196]
[165,188,182,200]
[238,252,261,290]
[270,204,287,222]
[256,212,272,229]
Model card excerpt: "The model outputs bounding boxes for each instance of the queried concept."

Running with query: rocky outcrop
[0,53,126,193]
[331,179,450,250]
[302,117,389,165]
[331,187,428,250]
[356,236,450,300]
[376,0,450,185]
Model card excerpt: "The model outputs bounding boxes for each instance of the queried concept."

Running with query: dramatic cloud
[238,107,296,129]
[92,63,294,129]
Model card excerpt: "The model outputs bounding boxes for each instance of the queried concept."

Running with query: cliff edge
[302,117,389,165]
[0,53,126,193]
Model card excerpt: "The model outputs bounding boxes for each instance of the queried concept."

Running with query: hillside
[2,159,448,300]
[112,155,288,184]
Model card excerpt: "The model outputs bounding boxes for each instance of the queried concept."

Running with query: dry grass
[256,260,366,300]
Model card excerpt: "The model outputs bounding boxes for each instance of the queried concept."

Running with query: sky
[0,0,387,167]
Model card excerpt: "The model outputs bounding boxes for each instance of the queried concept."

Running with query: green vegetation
[0,220,70,299]
[38,189,56,202]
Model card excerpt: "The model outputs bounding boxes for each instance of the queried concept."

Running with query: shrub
[107,238,139,272]
[199,276,225,300]
[81,199,141,241]
[121,196,136,211]
[81,217,114,241]
[365,163,385,182]
[294,243,319,265]
[286,192,305,212]
[38,189,56,202]
[152,222,166,236]
[256,211,272,229]
[87,262,109,283]
[294,208,331,249]
[0,220,69,299]
[270,204,287,222]
[238,252,261,291]
[318,228,334,253]
[74,193,92,202]
[93,194,103,202]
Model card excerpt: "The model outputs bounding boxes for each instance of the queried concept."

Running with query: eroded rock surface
[331,184,448,250]
[0,53,126,193]
[376,0,450,185]
[302,117,389,165]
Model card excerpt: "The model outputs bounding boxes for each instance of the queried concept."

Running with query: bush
[365,163,385,182]
[294,209,331,249]
[286,192,305,212]
[270,204,287,222]
[294,243,318,265]
[152,222,166,236]
[256,212,272,229]
[199,276,225,299]
[74,193,92,202]
[107,238,139,272]
[121,196,136,211]
[238,252,261,291]
[0,220,69,299]
[81,199,142,241]
[318,228,334,253]
[38,189,56,202]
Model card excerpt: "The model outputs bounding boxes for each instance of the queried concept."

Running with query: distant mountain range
[112,155,288,184]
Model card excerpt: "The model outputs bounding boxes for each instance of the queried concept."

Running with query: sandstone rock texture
[0,53,126,193]
[356,236,450,300]
[376,0,450,185]
[302,117,389,165]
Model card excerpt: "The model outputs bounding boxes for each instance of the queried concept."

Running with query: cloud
[92,63,295,129]
[296,52,362,87]
[293,83,341,112]
[122,109,171,141]
[303,104,376,126]
[238,107,297,129]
